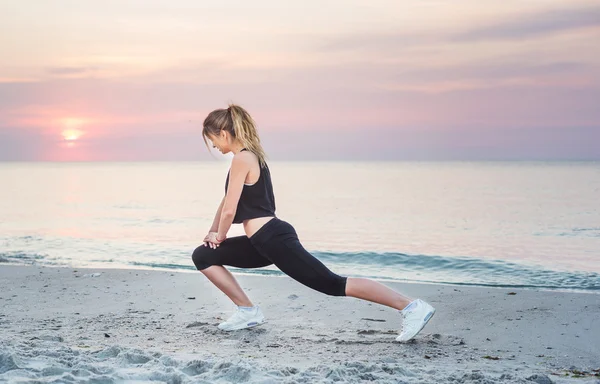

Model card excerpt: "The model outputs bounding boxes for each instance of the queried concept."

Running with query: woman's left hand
[206,232,226,249]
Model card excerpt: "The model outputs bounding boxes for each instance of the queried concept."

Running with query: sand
[1,264,599,383]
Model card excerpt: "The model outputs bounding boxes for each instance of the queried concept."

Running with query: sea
[1,161,599,292]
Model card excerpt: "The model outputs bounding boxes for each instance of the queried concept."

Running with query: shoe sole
[396,308,436,342]
[219,318,266,332]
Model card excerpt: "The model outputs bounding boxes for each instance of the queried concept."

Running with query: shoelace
[223,309,247,324]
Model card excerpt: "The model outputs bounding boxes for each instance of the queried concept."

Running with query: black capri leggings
[191,218,347,297]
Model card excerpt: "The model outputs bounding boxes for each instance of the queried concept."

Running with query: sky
[0,0,599,161]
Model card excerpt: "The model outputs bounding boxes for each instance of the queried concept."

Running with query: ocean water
[1,161,599,292]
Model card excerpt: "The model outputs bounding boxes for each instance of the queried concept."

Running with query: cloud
[1,65,599,131]
[319,4,600,55]
[454,5,600,42]
[319,31,437,53]
[47,67,98,76]
[1,57,599,161]
[377,61,598,93]
[400,62,586,82]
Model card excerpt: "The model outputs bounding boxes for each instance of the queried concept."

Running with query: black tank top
[225,149,276,224]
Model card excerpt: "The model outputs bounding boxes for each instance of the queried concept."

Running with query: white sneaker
[218,306,265,331]
[396,299,435,342]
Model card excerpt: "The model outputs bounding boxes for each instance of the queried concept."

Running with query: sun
[60,118,86,142]
[62,129,83,141]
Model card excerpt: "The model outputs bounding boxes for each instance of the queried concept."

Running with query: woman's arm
[209,195,226,232]
[216,153,251,241]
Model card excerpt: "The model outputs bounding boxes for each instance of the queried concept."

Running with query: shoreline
[4,260,599,296]
[1,264,599,383]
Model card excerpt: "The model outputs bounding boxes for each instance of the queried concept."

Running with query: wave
[127,251,600,292]
[3,250,599,292]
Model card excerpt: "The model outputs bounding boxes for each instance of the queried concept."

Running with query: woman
[191,104,435,342]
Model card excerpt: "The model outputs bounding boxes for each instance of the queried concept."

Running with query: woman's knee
[297,274,347,297]
[323,275,347,297]
[191,245,214,271]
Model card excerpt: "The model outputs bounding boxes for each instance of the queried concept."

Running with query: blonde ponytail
[227,104,267,167]
[202,104,268,167]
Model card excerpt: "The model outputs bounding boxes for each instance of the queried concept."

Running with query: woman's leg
[201,266,254,307]
[263,244,413,310]
[248,219,435,340]
[249,220,349,296]
[250,220,413,310]
[192,236,273,306]
[345,277,412,310]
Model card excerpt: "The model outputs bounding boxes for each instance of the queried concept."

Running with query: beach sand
[1,264,599,383]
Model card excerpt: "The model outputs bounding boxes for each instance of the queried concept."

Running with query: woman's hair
[202,104,267,167]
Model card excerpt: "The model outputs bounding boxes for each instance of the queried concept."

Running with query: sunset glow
[1,1,599,161]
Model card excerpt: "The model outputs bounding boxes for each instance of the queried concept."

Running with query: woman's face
[208,131,230,154]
